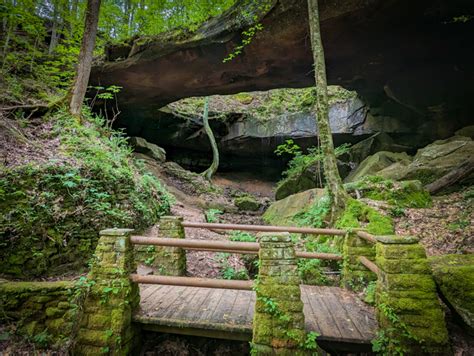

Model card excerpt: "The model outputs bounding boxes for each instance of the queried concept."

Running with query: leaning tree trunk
[307,0,348,216]
[69,0,101,118]
[201,97,219,180]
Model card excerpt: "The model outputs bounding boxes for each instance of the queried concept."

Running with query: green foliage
[302,331,320,350]
[345,176,432,209]
[275,143,350,190]
[294,193,331,228]
[372,299,424,355]
[0,108,171,277]
[205,208,223,223]
[274,139,302,157]
[216,253,249,280]
[364,281,377,305]
[336,198,394,235]
[229,230,256,242]
[297,258,328,286]
[223,0,272,63]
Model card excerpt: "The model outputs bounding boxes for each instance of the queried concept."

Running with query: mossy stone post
[135,216,186,275]
[252,232,308,355]
[158,216,186,275]
[74,229,140,355]
[342,231,376,289]
[375,235,450,354]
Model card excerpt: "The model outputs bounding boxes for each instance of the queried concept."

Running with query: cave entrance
[114,85,373,192]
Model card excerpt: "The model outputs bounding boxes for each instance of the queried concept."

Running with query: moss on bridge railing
[252,232,316,355]
[74,228,140,355]
[134,216,186,276]
[342,232,450,354]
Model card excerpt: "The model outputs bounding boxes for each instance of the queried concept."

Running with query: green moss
[429,254,474,328]
[345,176,432,209]
[0,108,171,278]
[336,198,394,235]
[234,195,260,211]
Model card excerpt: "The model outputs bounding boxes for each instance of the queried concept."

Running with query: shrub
[0,108,171,278]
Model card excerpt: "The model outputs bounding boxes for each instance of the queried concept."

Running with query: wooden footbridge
[130,221,379,352]
[135,284,377,351]
[75,218,449,355]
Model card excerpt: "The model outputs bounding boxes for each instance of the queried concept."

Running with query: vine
[223,0,273,63]
[372,297,426,355]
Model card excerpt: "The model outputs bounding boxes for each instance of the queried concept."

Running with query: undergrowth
[0,107,172,278]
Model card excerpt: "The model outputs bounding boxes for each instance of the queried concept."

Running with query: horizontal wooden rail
[356,231,377,244]
[130,274,254,290]
[359,256,380,275]
[181,222,347,236]
[297,251,343,261]
[131,236,342,260]
[131,236,259,252]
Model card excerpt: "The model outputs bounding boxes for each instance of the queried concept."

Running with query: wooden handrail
[296,251,343,261]
[130,274,254,290]
[131,236,342,260]
[131,236,259,251]
[356,231,377,244]
[359,256,380,275]
[181,222,347,236]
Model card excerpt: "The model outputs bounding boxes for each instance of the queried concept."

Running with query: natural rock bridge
[73,217,450,355]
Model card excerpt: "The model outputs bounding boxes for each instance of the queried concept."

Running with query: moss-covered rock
[263,189,326,226]
[162,161,221,196]
[345,176,432,208]
[130,136,166,162]
[429,254,474,329]
[336,198,394,235]
[402,136,474,185]
[0,280,77,348]
[352,135,474,187]
[234,195,260,211]
[345,151,412,182]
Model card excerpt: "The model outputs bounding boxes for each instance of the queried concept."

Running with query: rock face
[263,188,326,226]
[346,135,474,186]
[130,136,166,162]
[345,151,412,182]
[430,254,474,329]
[93,0,474,149]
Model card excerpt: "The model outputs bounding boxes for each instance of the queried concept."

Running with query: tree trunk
[307,0,348,216]
[201,97,220,181]
[425,158,474,194]
[48,1,59,54]
[69,0,101,118]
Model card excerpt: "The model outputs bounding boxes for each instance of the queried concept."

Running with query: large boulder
[429,254,474,329]
[130,136,166,162]
[455,125,474,139]
[348,132,411,165]
[263,188,326,226]
[345,151,412,182]
[401,136,474,184]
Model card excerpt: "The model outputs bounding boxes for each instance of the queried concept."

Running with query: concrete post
[375,235,449,354]
[342,232,376,290]
[252,232,308,355]
[74,229,140,355]
[134,216,186,276]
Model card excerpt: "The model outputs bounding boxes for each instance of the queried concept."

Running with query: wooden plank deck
[134,284,377,347]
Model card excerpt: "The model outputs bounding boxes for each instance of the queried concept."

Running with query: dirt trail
[170,203,247,278]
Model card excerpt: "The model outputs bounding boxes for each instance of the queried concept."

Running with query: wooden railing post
[375,235,450,354]
[74,229,140,355]
[252,232,309,355]
[135,216,186,276]
[342,231,376,290]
